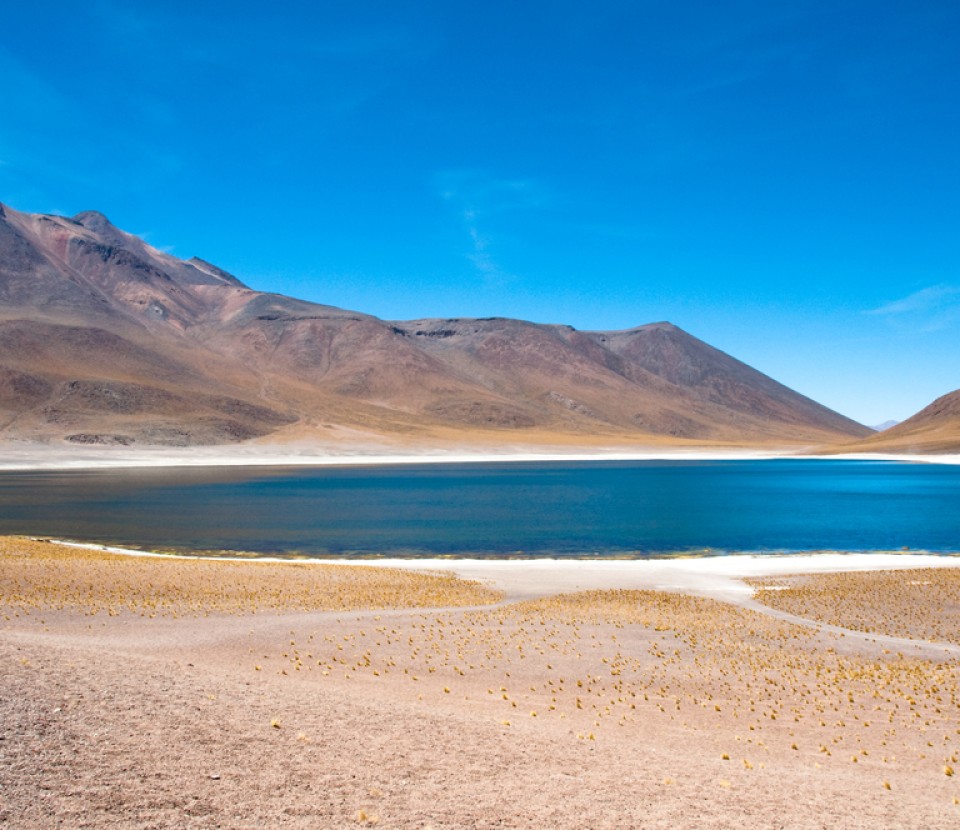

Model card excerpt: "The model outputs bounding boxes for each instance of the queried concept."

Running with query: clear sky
[2,1,958,426]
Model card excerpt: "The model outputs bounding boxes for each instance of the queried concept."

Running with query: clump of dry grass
[0,537,501,617]
[748,568,960,645]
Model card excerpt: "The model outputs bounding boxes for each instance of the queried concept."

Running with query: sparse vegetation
[4,539,960,824]
[749,568,960,645]
[0,537,501,616]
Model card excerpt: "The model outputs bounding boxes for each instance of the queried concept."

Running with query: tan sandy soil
[3,539,960,828]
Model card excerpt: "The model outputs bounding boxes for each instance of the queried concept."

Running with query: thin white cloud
[436,170,545,287]
[465,221,499,279]
[133,230,176,256]
[866,284,960,332]
[867,284,960,316]
[463,208,510,286]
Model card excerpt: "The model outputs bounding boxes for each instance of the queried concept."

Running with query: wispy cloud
[436,170,545,286]
[133,230,176,256]
[462,209,503,282]
[866,284,960,332]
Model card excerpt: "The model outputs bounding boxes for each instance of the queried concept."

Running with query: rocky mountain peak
[73,210,117,234]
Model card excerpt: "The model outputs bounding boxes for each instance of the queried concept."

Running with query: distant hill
[0,201,871,448]
[869,420,900,432]
[841,393,960,454]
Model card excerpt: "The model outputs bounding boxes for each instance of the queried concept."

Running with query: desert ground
[3,538,960,828]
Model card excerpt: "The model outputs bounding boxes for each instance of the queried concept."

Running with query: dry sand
[3,538,960,828]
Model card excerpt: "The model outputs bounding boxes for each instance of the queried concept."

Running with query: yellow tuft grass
[749,568,960,645]
[0,537,502,616]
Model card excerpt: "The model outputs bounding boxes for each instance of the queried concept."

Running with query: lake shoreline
[1,441,958,471]
[47,537,960,604]
[6,458,960,555]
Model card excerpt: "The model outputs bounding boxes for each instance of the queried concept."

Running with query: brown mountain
[833,390,960,454]
[0,201,871,449]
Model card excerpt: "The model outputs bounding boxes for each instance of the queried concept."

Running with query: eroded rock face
[0,201,874,447]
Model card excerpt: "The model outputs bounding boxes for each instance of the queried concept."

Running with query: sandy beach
[3,537,960,828]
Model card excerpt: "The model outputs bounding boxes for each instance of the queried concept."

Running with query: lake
[0,459,957,557]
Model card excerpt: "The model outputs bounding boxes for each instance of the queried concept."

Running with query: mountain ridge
[834,391,960,454]
[0,201,872,449]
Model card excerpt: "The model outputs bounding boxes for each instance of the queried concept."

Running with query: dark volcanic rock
[64,433,134,446]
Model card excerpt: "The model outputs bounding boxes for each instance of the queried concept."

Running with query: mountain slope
[837,391,960,454]
[0,201,871,448]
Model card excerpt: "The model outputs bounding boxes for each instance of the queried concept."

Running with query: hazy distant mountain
[845,393,960,454]
[0,201,871,448]
[869,420,900,432]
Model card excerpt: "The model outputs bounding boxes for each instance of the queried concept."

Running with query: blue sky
[2,1,958,425]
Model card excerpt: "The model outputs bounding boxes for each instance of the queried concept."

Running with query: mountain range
[0,201,950,453]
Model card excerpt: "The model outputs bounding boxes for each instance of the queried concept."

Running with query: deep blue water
[0,459,957,557]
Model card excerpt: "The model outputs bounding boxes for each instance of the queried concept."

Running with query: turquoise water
[0,459,957,557]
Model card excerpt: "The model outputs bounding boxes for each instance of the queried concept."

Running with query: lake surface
[0,459,958,557]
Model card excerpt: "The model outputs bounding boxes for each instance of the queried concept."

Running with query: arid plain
[3,538,960,829]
